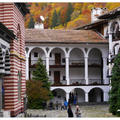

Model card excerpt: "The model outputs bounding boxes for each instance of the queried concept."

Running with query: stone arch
[51,88,66,103]
[69,47,85,57]
[88,87,103,102]
[88,48,103,57]
[74,88,85,103]
[29,47,46,66]
[109,20,119,33]
[28,47,47,57]
[48,47,66,57]
[112,43,119,55]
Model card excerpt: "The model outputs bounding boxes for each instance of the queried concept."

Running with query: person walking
[42,100,46,111]
[74,94,77,105]
[75,105,82,118]
[50,99,53,110]
[67,105,73,117]
[64,100,68,110]
[56,101,58,110]
[61,100,64,110]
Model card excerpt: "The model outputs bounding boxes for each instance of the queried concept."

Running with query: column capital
[108,31,113,34]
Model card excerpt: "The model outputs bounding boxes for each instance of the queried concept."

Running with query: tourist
[67,105,73,117]
[74,94,77,105]
[56,101,58,110]
[61,100,64,110]
[50,99,53,110]
[42,100,46,111]
[64,100,68,110]
[75,105,82,118]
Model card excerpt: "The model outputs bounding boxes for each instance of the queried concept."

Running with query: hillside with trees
[25,2,120,29]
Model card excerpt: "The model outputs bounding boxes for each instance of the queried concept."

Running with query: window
[34,52,38,57]
[49,71,51,76]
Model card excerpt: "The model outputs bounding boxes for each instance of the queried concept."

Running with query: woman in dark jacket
[67,105,74,117]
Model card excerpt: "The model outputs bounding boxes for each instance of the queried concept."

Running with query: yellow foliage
[87,4,95,10]
[54,24,64,29]
[74,3,83,11]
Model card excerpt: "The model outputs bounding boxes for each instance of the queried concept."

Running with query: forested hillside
[25,3,120,29]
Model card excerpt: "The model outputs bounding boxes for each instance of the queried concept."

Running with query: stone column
[84,56,88,85]
[66,56,69,85]
[46,56,49,75]
[108,32,113,79]
[26,55,29,80]
[85,92,88,102]
[103,57,107,84]
[66,93,69,101]
[0,75,3,117]
[104,92,109,102]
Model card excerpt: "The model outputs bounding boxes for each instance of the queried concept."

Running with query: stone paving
[26,103,116,118]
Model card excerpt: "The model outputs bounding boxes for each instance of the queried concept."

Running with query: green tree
[117,83,120,116]
[57,11,61,26]
[50,9,57,28]
[28,15,35,28]
[32,57,51,91]
[65,3,74,24]
[26,57,53,109]
[109,52,120,115]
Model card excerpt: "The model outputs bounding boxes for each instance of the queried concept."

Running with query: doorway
[54,71,60,84]
[55,53,61,65]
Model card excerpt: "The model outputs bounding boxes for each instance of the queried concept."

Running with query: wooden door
[54,71,60,84]
[55,53,61,65]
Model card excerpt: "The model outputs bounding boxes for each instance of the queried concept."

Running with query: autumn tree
[60,7,67,26]
[26,80,49,109]
[65,3,74,24]
[50,9,58,28]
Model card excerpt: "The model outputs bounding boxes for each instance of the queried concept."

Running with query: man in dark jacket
[67,105,73,117]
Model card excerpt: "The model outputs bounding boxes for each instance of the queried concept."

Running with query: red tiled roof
[25,29,108,44]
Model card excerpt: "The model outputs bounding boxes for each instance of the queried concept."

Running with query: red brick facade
[0,3,27,117]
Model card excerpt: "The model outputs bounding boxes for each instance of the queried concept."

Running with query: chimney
[91,7,108,23]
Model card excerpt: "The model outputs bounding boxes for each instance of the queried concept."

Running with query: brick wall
[0,3,26,117]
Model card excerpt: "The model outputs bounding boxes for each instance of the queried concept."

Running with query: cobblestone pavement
[26,104,115,118]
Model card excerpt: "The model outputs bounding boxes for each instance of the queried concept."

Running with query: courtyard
[26,103,117,117]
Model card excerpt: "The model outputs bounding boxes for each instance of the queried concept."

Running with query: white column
[104,92,109,102]
[84,56,88,85]
[108,32,113,78]
[26,55,29,80]
[46,56,49,75]
[66,93,69,101]
[66,56,69,85]
[85,92,88,102]
[103,57,107,84]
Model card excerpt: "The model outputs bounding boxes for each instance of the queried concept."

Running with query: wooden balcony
[29,60,102,68]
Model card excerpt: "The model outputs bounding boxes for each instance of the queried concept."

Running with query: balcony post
[66,56,69,85]
[84,56,88,85]
[85,92,88,102]
[46,56,49,75]
[26,55,29,80]
[66,93,69,101]
[103,57,107,84]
